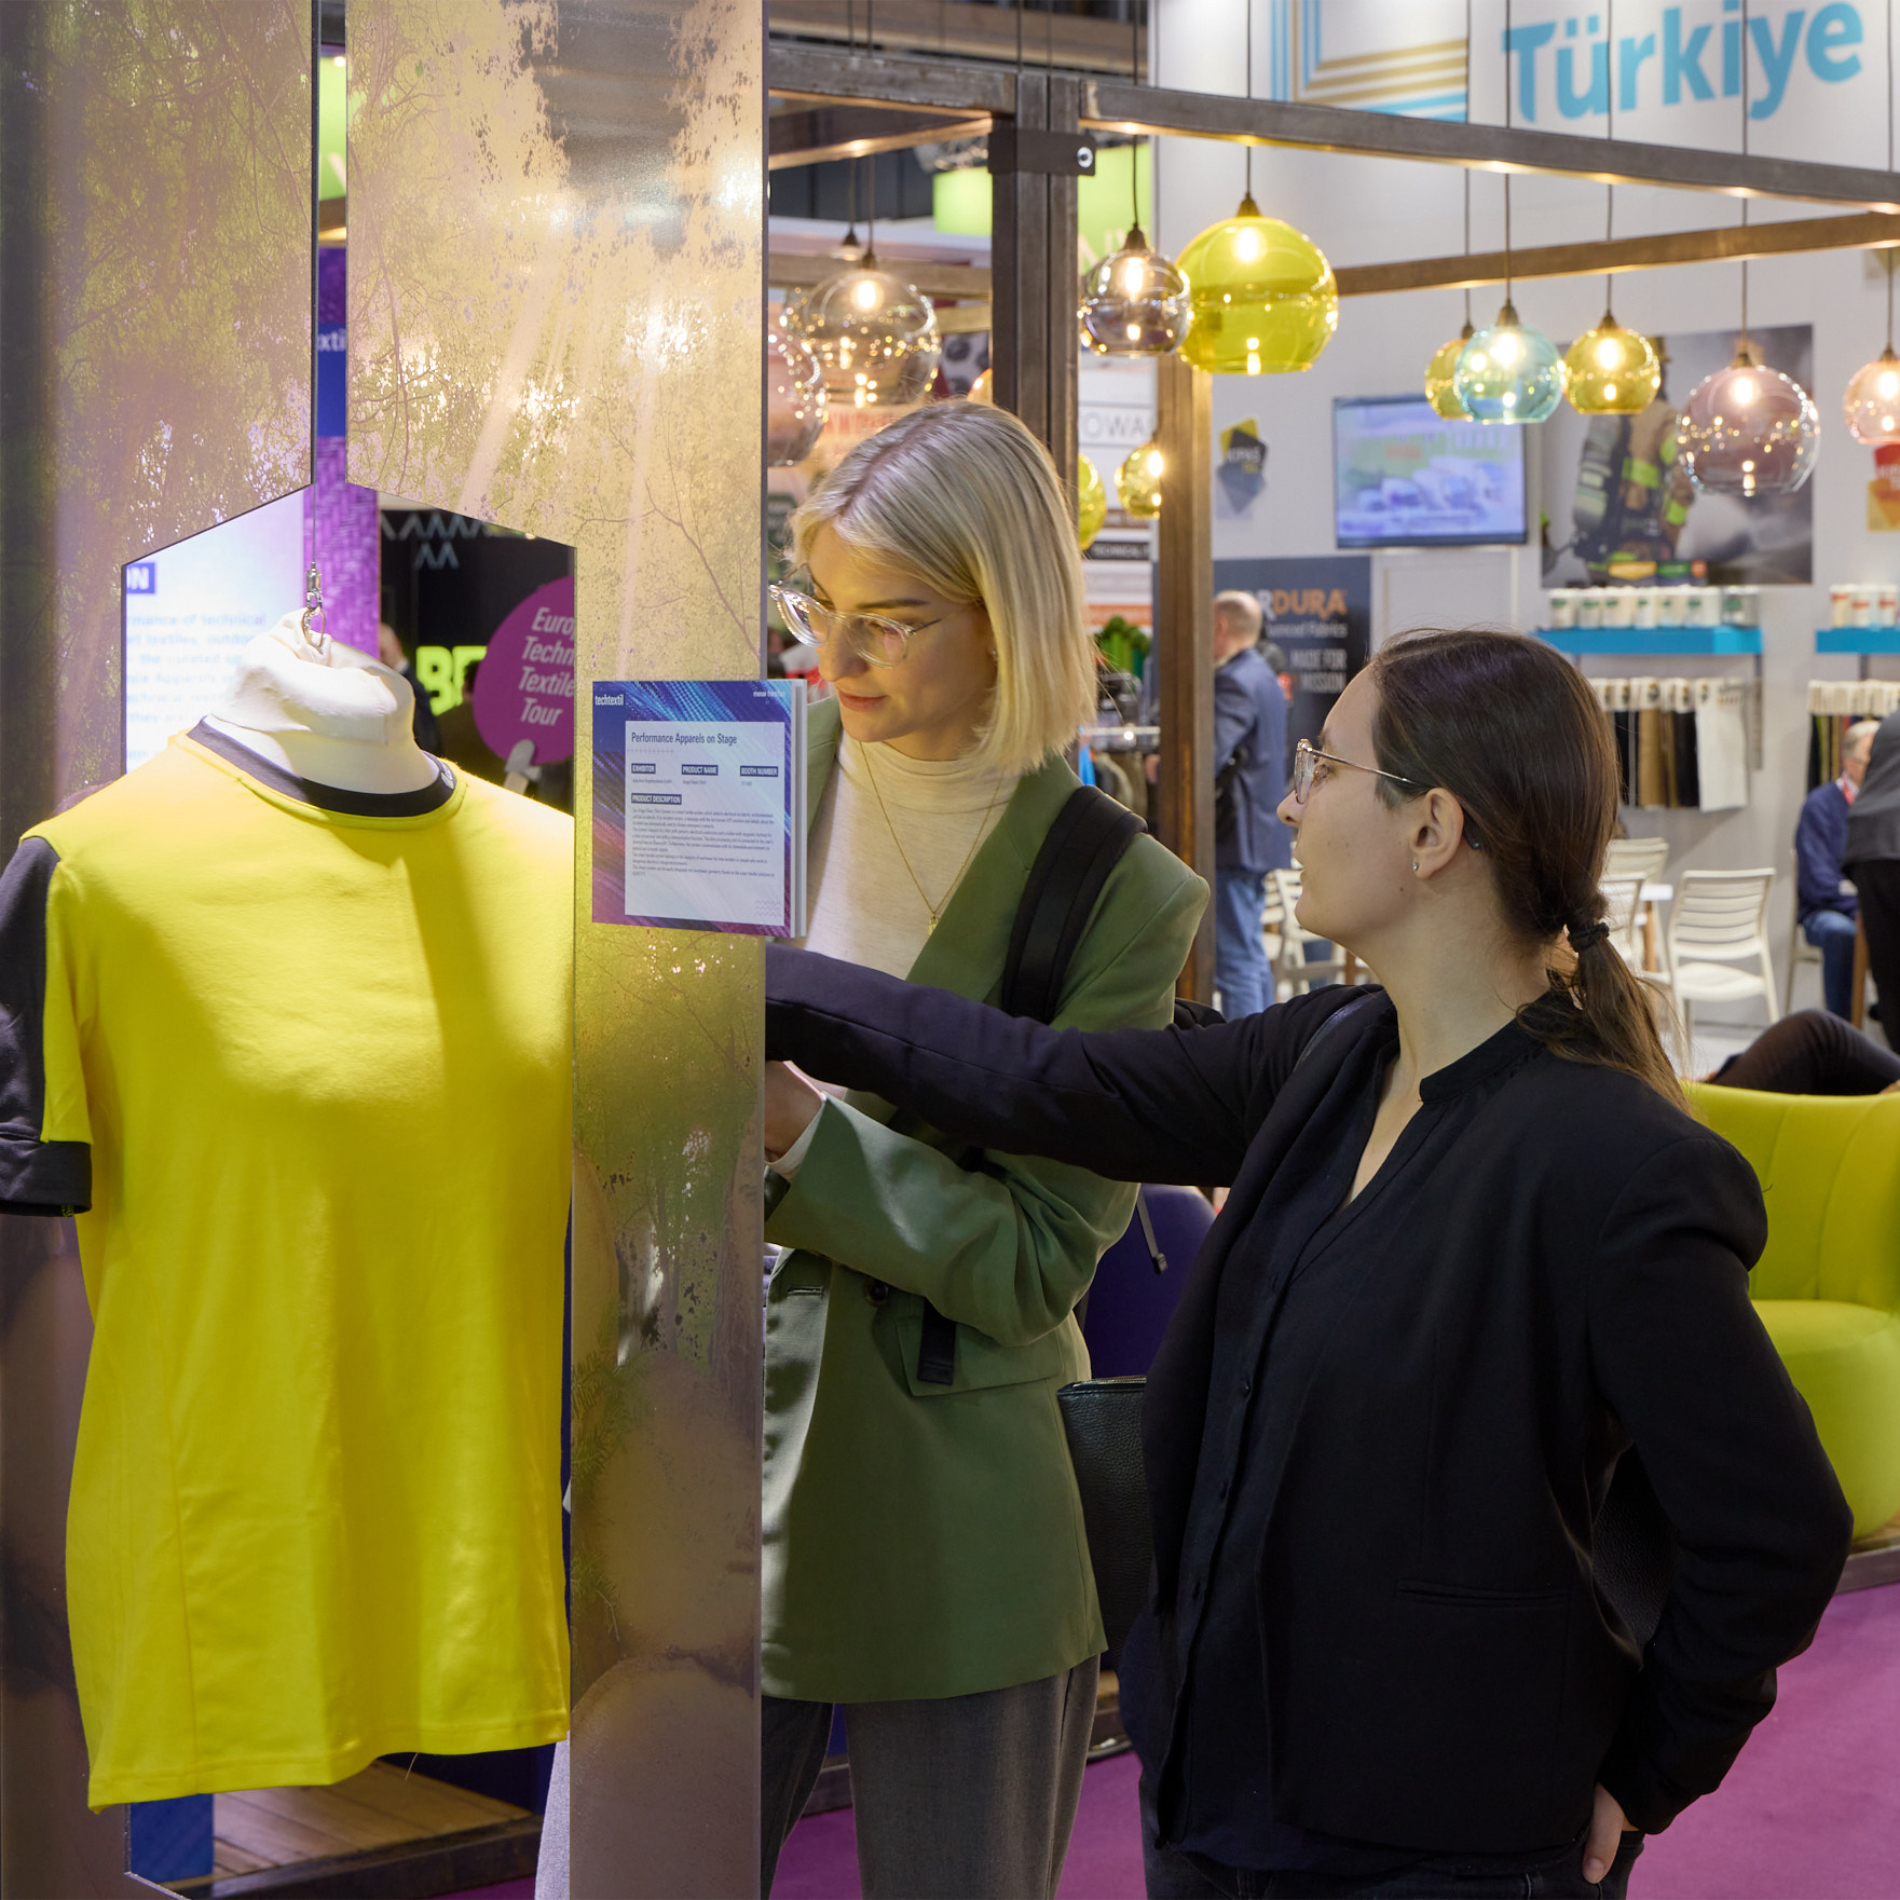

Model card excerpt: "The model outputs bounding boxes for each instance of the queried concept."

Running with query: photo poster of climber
[1538,323,1814,587]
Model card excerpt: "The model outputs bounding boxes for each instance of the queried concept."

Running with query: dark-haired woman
[761,629,1851,1899]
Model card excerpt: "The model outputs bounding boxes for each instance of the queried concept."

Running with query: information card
[591,679,807,935]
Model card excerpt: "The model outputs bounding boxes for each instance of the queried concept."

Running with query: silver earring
[1411,859,1419,872]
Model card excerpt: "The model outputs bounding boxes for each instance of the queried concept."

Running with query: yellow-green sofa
[1688,1082,1900,1540]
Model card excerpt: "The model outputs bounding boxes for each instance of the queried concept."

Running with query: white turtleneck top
[774,735,1020,1175]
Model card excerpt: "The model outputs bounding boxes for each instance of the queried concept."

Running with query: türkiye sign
[1502,3,1865,122]
[1272,2,1877,147]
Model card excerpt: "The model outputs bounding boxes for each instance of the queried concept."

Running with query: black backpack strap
[999,786,1144,1023]
[916,785,1145,1387]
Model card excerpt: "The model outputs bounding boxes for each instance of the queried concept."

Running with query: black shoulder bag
[1058,990,1373,1662]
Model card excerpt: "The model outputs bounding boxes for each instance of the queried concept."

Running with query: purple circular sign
[474,577,575,765]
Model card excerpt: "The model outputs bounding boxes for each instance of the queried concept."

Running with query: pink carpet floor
[771,1582,1900,1899]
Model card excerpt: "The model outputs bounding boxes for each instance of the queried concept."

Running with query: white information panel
[124,490,306,769]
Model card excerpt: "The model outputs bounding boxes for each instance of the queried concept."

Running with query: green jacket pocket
[888,1289,1087,1399]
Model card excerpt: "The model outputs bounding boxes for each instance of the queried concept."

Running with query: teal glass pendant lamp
[1454,301,1566,423]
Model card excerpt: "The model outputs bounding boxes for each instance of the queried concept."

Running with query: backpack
[912,787,1211,1385]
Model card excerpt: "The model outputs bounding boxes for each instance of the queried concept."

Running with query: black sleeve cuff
[0,1130,91,1217]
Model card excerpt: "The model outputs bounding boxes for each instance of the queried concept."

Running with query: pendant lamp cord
[1463,0,1472,329]
[859,3,876,257]
[1888,0,1895,349]
[843,7,860,254]
[1604,0,1615,313]
[1503,0,1513,306]
[1740,0,1751,351]
[1245,0,1254,200]
[1130,0,1143,229]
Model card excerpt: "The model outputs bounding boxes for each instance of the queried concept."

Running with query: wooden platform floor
[203,1761,529,1882]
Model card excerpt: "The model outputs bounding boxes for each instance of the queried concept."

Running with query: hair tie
[1568,919,1611,952]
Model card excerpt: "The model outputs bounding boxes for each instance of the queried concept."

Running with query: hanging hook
[300,562,329,657]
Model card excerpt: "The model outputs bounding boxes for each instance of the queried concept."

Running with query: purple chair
[1081,1185,1216,1378]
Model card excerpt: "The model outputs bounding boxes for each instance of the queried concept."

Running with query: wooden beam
[990,71,1079,495]
[766,252,992,299]
[1154,357,1215,1006]
[770,41,1018,116]
[777,207,1900,312]
[1083,75,1900,210]
[767,48,1900,210]
[768,104,991,170]
[767,0,1145,77]
[1334,210,1900,297]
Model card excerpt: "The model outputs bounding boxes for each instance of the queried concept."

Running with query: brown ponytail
[1367,628,1684,1107]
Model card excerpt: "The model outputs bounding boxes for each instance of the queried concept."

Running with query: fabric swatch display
[1589,677,1751,813]
[0,725,573,1806]
[1806,679,1900,791]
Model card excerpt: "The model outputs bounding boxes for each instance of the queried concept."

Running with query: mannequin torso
[204,611,441,795]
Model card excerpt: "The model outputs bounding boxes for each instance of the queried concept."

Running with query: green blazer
[762,699,1208,1703]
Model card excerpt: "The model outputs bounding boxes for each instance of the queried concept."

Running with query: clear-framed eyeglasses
[768,578,948,669]
[1292,738,1427,804]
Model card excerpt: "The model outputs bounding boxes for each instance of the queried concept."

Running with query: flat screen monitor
[1332,395,1528,548]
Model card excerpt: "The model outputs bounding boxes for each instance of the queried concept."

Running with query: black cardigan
[765,949,1852,1851]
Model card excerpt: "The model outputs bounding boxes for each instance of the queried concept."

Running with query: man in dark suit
[1798,718,1876,1018]
[1211,590,1293,1019]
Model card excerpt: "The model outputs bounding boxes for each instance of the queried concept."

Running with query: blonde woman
[759,402,1206,1898]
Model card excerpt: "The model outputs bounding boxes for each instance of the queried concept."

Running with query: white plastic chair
[1663,869,1779,1035]
[1605,837,1670,970]
[1270,868,1350,997]
[1604,836,1668,886]
[1260,880,1284,970]
[1598,875,1645,966]
[1786,910,1823,1014]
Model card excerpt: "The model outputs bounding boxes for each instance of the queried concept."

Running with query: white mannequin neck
[204,611,440,796]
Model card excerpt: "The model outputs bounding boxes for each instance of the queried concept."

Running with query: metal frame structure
[770,36,1900,993]
[772,45,1900,210]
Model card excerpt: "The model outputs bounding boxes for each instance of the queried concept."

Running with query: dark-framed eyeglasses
[1291,738,1427,804]
[768,577,949,669]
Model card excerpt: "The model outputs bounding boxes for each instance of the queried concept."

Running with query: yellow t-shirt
[0,728,572,1806]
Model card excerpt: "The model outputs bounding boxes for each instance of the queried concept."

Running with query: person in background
[1844,710,1900,1028]
[377,621,442,754]
[757,401,1205,1900]
[433,659,504,784]
[1708,1008,1900,1096]
[1796,718,1877,1019]
[1260,637,1294,705]
[764,627,1849,1899]
[1212,589,1293,1019]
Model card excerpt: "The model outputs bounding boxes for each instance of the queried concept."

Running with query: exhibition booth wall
[1153,0,1899,1004]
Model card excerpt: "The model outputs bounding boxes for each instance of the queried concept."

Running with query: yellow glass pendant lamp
[1565,313,1662,416]
[1077,455,1107,547]
[1118,438,1164,518]
[1424,324,1475,419]
[1176,194,1337,376]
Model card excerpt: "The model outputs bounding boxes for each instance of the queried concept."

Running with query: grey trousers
[761,1656,1101,1900]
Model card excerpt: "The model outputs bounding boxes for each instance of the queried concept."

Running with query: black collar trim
[188,721,457,817]
[1419,1017,1540,1103]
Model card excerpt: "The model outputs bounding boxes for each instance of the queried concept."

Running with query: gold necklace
[861,743,1005,934]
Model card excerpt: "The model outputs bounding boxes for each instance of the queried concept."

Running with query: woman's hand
[1582,1783,1631,1884]
[764,1061,824,1161]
